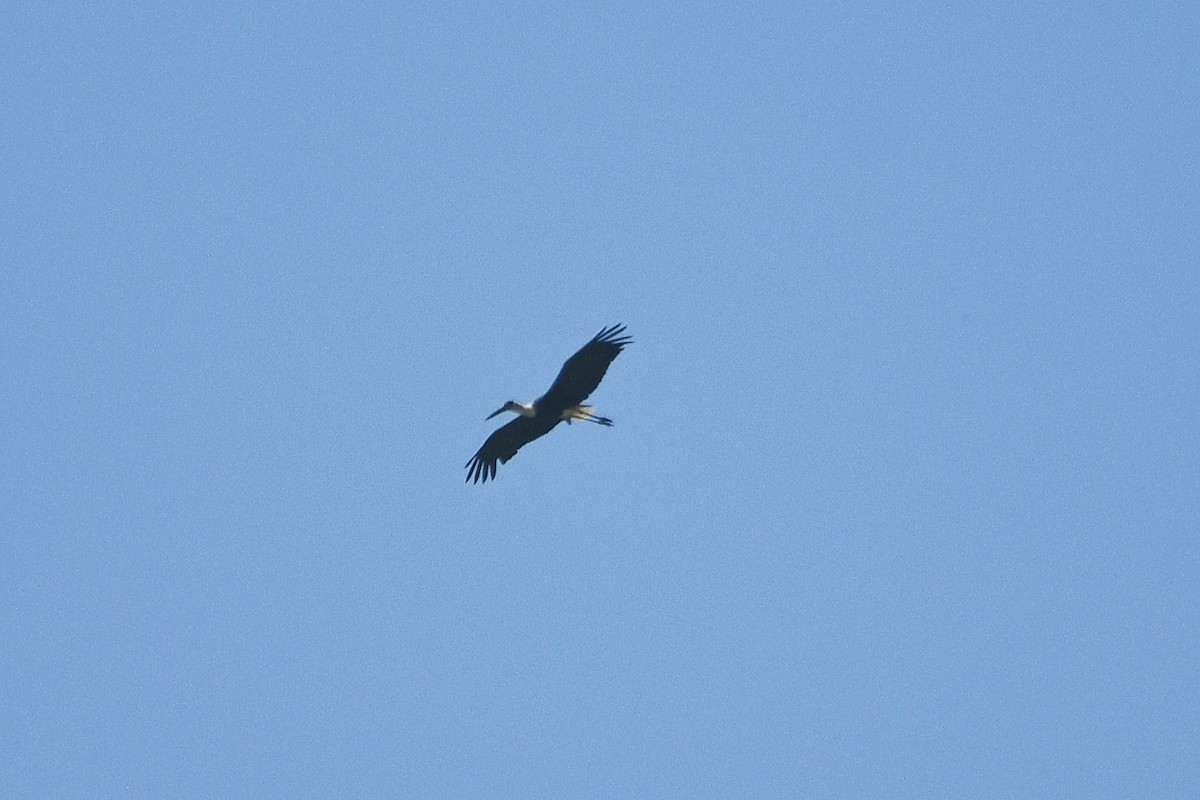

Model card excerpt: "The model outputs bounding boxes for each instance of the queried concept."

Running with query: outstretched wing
[537,324,633,410]
[465,415,561,484]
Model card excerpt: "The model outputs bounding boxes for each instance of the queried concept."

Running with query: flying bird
[466,323,632,483]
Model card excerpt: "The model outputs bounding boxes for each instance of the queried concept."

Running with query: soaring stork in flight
[466,324,632,483]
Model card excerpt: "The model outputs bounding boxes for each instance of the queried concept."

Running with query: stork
[466,324,632,483]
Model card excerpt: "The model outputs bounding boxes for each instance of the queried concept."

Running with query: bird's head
[486,400,520,420]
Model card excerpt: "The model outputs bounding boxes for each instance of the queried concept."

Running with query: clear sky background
[3,3,1198,798]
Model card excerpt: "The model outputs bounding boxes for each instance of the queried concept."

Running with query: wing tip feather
[594,323,633,349]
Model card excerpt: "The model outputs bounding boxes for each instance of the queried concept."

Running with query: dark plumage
[464,414,559,484]
[466,324,632,484]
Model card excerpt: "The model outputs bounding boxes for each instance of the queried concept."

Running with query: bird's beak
[486,406,507,420]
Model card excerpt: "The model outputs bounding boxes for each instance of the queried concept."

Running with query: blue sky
[3,3,1198,797]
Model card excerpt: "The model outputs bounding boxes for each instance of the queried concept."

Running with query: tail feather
[563,405,614,426]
